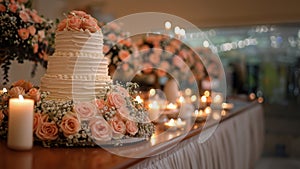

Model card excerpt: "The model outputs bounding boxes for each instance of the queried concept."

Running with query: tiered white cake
[40,11,111,101]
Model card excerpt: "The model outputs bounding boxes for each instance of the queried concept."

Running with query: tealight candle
[148,101,161,121]
[8,95,34,150]
[135,96,143,104]
[166,103,177,110]
[200,96,207,108]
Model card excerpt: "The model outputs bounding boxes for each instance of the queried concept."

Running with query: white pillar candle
[8,95,34,150]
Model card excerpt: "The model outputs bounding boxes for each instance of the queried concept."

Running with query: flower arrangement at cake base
[0,80,155,147]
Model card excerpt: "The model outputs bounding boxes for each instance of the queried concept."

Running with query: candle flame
[2,88,7,93]
[135,96,143,104]
[18,95,24,102]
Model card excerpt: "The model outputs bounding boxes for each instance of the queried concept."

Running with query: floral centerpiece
[0,80,155,147]
[101,22,135,77]
[0,0,55,85]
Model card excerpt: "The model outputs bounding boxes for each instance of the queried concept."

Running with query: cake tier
[40,75,111,101]
[46,54,109,75]
[55,30,103,55]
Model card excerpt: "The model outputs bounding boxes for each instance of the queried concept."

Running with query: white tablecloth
[130,103,264,169]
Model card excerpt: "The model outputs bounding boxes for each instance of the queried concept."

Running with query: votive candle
[8,95,34,150]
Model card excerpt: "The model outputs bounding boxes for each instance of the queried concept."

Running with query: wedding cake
[40,11,111,101]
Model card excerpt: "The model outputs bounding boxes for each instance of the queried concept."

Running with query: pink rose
[74,102,97,120]
[109,115,126,138]
[81,17,99,33]
[19,10,30,22]
[89,117,112,142]
[126,120,138,136]
[9,86,25,98]
[0,4,6,12]
[60,113,81,137]
[27,25,36,35]
[107,92,126,109]
[8,3,17,13]
[30,10,43,23]
[0,110,5,124]
[33,113,42,132]
[118,50,130,61]
[28,88,41,102]
[67,16,82,31]
[56,19,67,31]
[18,28,30,40]
[35,121,58,141]
[116,106,131,121]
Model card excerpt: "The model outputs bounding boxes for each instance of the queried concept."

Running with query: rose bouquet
[0,0,55,85]
[0,80,155,147]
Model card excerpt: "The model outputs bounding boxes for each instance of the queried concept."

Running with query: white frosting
[55,30,103,54]
[40,29,111,101]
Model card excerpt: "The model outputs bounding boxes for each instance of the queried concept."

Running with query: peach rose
[126,120,138,136]
[28,88,40,102]
[74,102,97,120]
[8,3,17,13]
[103,45,110,54]
[109,115,126,138]
[35,121,58,141]
[89,117,112,142]
[60,113,80,137]
[119,39,132,47]
[81,17,99,33]
[19,10,30,22]
[12,80,33,92]
[33,113,42,132]
[107,33,117,42]
[118,50,130,61]
[30,10,43,23]
[142,62,153,74]
[94,99,106,110]
[68,10,87,18]
[56,19,67,31]
[0,4,6,12]
[107,92,126,109]
[67,16,82,31]
[9,86,25,98]
[18,28,30,40]
[33,43,38,53]
[27,25,36,35]
[149,53,160,64]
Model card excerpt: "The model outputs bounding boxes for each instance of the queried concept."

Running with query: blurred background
[1,0,300,167]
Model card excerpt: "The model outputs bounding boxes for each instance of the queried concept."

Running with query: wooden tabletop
[0,98,258,169]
